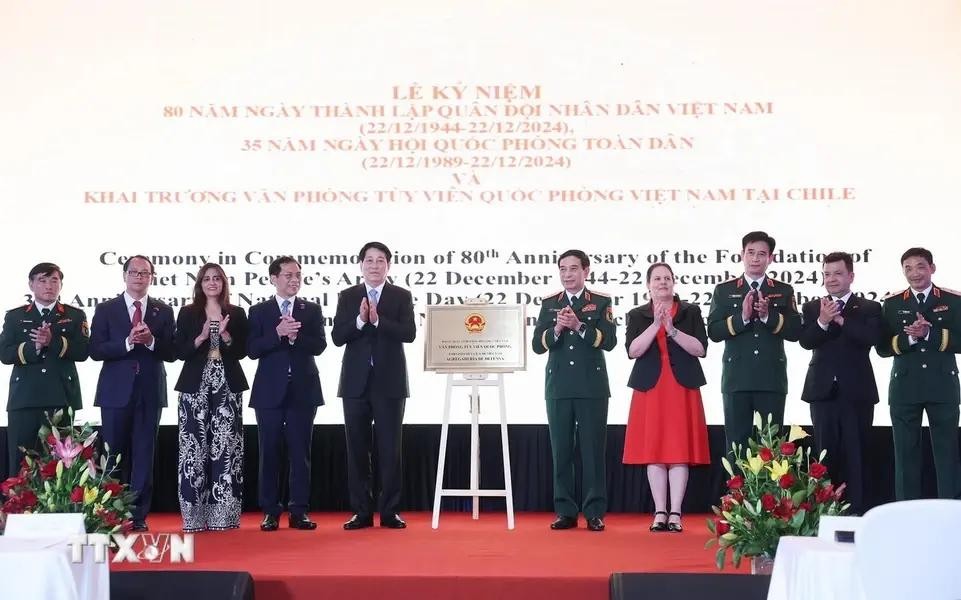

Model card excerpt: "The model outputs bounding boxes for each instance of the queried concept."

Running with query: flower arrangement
[0,410,134,534]
[706,412,849,569]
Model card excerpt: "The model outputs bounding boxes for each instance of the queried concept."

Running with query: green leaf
[715,547,726,570]
[789,508,807,529]
[791,490,808,505]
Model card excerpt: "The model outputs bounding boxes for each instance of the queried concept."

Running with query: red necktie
[132,300,143,327]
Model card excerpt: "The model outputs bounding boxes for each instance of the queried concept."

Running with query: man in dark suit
[247,256,326,531]
[798,252,881,513]
[89,255,175,531]
[708,231,802,453]
[1,263,89,473]
[877,247,961,500]
[532,249,617,532]
[332,241,416,530]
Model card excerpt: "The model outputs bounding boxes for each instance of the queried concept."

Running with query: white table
[767,536,866,600]
[0,535,108,600]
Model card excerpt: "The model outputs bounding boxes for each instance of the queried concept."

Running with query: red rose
[731,489,744,503]
[2,497,23,514]
[19,489,38,508]
[780,442,797,456]
[799,502,813,512]
[81,445,94,460]
[726,475,744,490]
[758,447,774,461]
[103,482,123,497]
[815,483,834,504]
[714,518,731,536]
[809,462,828,479]
[40,460,59,480]
[721,495,736,511]
[70,486,84,503]
[779,473,795,489]
[46,434,57,446]
[1,475,26,496]
[761,493,777,511]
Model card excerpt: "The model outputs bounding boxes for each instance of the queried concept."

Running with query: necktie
[40,308,50,321]
[368,289,379,366]
[281,299,291,317]
[916,293,925,306]
[749,281,760,320]
[570,295,579,309]
[835,298,845,312]
[132,300,143,327]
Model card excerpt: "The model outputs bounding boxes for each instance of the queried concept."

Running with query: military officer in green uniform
[0,263,90,473]
[708,231,801,453]
[533,249,617,532]
[876,247,961,500]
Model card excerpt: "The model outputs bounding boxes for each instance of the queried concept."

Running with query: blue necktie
[281,299,291,316]
[368,289,379,365]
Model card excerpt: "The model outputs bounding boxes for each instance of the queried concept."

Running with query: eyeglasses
[126,270,153,278]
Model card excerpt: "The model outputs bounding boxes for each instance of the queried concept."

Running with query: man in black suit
[89,255,175,531]
[332,241,416,530]
[247,256,326,531]
[799,252,882,513]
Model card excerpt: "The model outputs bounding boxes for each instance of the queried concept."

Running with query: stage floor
[110,512,746,600]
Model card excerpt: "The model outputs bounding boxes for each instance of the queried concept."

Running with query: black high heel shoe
[649,511,669,532]
[667,512,683,533]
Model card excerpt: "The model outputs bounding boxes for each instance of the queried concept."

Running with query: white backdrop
[1,0,960,426]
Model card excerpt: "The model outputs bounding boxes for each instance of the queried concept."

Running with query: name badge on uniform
[933,305,949,312]
[897,309,912,315]
[582,303,597,312]
[728,294,742,299]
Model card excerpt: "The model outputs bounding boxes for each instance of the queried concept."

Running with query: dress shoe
[586,517,605,532]
[550,515,577,530]
[260,514,279,532]
[649,511,668,532]
[380,514,407,529]
[288,514,317,530]
[667,512,683,533]
[131,519,148,532]
[343,514,374,530]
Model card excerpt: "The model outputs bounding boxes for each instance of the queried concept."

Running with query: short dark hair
[358,241,392,263]
[29,262,63,281]
[645,262,675,283]
[191,263,231,309]
[268,255,300,277]
[123,255,154,274]
[741,231,776,253]
[558,249,589,269]
[822,252,854,272]
[900,247,933,266]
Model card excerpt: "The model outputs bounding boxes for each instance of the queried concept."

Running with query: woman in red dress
[623,263,710,532]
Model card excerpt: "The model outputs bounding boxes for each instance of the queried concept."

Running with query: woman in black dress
[174,263,249,531]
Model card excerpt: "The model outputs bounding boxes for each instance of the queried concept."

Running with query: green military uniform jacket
[877,285,961,405]
[707,276,801,393]
[0,302,90,410]
[532,289,617,399]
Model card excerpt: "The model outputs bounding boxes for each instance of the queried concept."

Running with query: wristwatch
[577,322,587,335]
[667,328,678,339]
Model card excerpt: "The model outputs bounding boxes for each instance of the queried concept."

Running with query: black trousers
[343,373,406,519]
[254,383,317,517]
[722,391,785,457]
[809,388,875,514]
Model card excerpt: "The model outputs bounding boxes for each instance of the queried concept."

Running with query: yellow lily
[788,424,810,443]
[768,459,791,481]
[747,456,765,475]
[83,486,99,505]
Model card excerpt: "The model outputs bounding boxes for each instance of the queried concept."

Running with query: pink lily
[52,436,83,468]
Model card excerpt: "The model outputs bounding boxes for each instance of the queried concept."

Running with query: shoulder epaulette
[543,290,564,301]
[881,289,908,301]
[587,290,611,298]
[936,286,961,297]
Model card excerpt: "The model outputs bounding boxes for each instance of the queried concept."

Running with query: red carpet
[110,512,747,600]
